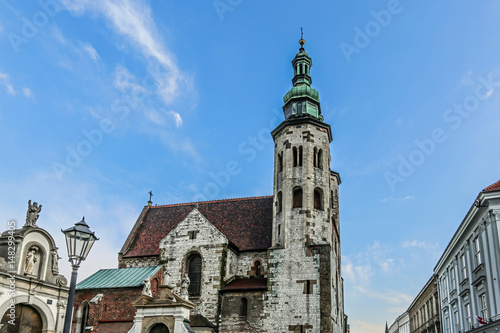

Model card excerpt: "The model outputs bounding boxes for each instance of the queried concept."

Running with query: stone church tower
[265,37,343,333]
[72,37,344,333]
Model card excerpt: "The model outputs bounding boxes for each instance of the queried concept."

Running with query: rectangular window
[465,304,471,329]
[450,266,456,290]
[446,317,450,333]
[474,237,481,266]
[481,294,488,321]
[461,254,467,279]
[454,311,459,333]
[442,276,448,295]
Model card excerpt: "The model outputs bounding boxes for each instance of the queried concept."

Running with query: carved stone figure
[51,249,61,274]
[180,276,190,300]
[24,246,39,275]
[162,265,171,286]
[142,276,152,297]
[25,200,42,228]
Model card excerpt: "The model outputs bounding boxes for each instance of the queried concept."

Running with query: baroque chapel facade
[74,39,344,333]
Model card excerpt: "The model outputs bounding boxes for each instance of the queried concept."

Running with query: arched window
[293,187,303,208]
[187,253,202,296]
[79,303,90,333]
[313,147,318,167]
[314,188,323,210]
[277,192,282,213]
[240,298,248,317]
[255,260,262,277]
[293,146,303,167]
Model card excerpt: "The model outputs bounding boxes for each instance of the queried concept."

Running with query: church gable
[160,208,229,253]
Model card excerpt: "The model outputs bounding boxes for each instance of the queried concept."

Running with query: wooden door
[0,304,43,333]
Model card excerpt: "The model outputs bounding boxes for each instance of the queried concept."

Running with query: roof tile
[221,278,268,292]
[484,179,500,192]
[123,196,273,258]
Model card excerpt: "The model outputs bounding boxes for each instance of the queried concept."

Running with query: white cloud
[63,0,193,106]
[167,110,182,127]
[402,240,437,250]
[0,72,16,95]
[355,286,413,305]
[23,87,33,98]
[113,65,149,96]
[342,256,373,287]
[380,195,415,203]
[84,43,100,62]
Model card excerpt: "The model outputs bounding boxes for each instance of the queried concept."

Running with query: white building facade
[0,202,69,333]
[435,180,500,333]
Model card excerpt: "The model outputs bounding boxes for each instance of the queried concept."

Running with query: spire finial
[299,27,305,49]
[148,191,153,206]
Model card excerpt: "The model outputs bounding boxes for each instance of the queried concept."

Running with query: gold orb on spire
[299,27,305,48]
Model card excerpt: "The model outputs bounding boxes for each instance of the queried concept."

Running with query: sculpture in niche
[51,249,61,274]
[180,276,190,300]
[142,276,152,297]
[25,200,42,228]
[24,246,39,275]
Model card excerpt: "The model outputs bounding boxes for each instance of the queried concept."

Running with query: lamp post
[61,217,98,333]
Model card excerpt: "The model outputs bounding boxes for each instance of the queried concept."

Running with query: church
[71,37,345,333]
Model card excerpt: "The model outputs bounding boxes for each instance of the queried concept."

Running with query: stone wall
[160,209,229,324]
[220,291,266,333]
[266,120,342,333]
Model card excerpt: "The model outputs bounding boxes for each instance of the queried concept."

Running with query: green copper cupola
[282,36,322,121]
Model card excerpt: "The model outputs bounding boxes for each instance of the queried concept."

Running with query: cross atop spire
[148,191,153,206]
[299,27,305,50]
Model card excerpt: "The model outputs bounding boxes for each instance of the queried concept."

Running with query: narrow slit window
[298,146,303,166]
[240,297,248,317]
[318,149,323,169]
[277,191,282,213]
[278,152,283,172]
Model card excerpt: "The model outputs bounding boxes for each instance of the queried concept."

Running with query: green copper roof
[282,40,322,121]
[76,266,161,290]
[283,84,320,104]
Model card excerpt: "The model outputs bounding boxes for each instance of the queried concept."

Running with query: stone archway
[149,323,169,333]
[0,304,43,333]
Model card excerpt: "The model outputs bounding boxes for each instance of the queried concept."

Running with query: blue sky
[1,1,499,332]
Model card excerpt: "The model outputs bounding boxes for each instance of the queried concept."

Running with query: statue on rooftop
[25,200,42,228]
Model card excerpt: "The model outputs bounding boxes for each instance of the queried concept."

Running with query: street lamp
[61,217,98,333]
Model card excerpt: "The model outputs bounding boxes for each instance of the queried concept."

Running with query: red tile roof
[484,179,500,192]
[221,278,268,292]
[122,196,273,258]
